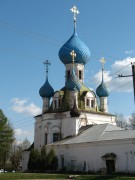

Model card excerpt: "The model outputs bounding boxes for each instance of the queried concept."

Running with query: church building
[22,6,135,174]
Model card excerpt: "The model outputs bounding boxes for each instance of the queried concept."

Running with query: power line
[10,115,34,124]
[110,80,133,93]
[0,20,131,63]
[92,63,132,88]
[15,123,34,129]
[12,118,33,127]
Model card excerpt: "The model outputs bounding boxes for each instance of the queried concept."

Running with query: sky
[0,0,135,143]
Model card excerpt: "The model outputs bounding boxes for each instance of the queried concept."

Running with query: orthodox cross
[70,50,76,65]
[99,57,106,82]
[70,5,79,32]
[100,57,106,70]
[43,60,51,79]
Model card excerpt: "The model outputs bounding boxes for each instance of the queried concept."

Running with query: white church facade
[22,6,135,174]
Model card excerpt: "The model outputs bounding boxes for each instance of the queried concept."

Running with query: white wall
[34,111,116,150]
[22,151,30,172]
[50,139,135,173]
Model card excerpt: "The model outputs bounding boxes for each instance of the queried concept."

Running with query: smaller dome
[39,79,54,98]
[65,69,81,91]
[96,81,109,97]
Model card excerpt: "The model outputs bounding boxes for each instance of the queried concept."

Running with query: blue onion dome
[59,32,90,65]
[39,78,54,98]
[65,68,81,91]
[96,81,109,97]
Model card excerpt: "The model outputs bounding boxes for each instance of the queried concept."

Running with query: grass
[75,175,135,180]
[0,173,135,180]
[0,173,69,180]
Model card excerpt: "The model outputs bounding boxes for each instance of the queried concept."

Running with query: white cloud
[14,128,34,144]
[125,50,134,54]
[93,57,135,92]
[11,98,42,116]
[15,128,29,136]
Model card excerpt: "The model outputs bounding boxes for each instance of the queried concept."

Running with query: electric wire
[110,80,133,93]
[15,123,34,129]
[12,118,34,126]
[10,115,34,124]
[0,20,132,63]
[92,63,132,88]
[0,21,134,130]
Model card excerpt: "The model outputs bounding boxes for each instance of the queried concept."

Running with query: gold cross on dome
[70,5,79,22]
[100,57,106,70]
[43,60,51,78]
[70,50,76,64]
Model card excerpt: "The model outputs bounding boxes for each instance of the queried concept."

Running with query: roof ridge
[98,123,109,140]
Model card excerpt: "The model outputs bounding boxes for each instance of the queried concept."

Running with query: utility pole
[118,63,135,103]
[132,64,135,103]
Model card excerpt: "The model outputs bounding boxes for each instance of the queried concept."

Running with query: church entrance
[101,153,116,174]
[106,160,115,174]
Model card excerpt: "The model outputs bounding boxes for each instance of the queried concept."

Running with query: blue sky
[0,0,135,143]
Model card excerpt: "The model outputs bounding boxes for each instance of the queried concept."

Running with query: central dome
[59,32,90,65]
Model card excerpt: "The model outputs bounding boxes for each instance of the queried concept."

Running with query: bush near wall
[28,146,58,172]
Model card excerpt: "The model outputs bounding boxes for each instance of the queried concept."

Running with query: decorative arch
[51,125,60,133]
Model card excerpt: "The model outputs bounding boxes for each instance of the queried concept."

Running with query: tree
[47,148,58,171]
[0,109,14,171]
[28,149,40,172]
[129,112,135,129]
[10,145,22,171]
[10,138,31,171]
[115,113,128,129]
[40,145,47,172]
[20,138,31,150]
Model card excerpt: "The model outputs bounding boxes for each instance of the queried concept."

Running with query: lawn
[0,173,135,180]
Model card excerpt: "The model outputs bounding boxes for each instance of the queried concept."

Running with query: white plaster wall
[34,112,78,149]
[85,113,116,125]
[98,140,135,173]
[100,97,108,113]
[34,111,116,150]
[50,139,135,173]
[41,119,61,145]
[61,117,78,138]
[43,97,49,111]
[34,116,42,150]
[22,151,30,172]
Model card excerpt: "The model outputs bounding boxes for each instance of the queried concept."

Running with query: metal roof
[53,124,135,145]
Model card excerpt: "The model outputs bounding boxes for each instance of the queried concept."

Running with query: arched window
[44,133,48,145]
[67,70,70,78]
[79,70,82,80]
[58,99,61,107]
[91,100,95,108]
[53,133,60,142]
[54,100,57,108]
[86,99,90,106]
